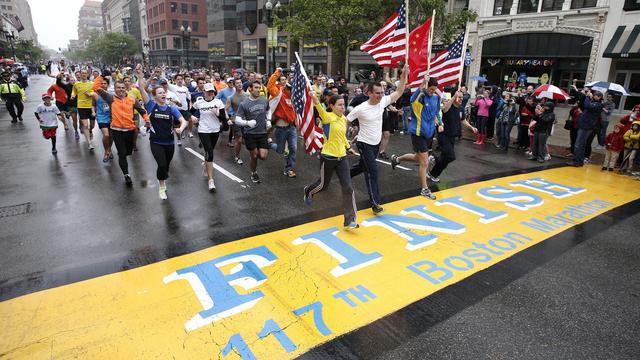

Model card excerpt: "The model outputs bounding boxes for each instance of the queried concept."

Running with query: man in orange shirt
[267,67,298,177]
[212,72,227,93]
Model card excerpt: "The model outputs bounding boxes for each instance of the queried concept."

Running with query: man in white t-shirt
[168,73,192,136]
[347,65,407,214]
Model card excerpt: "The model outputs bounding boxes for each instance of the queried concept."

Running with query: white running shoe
[208,179,216,192]
[235,157,244,165]
[544,153,551,161]
[188,132,194,138]
[159,184,168,200]
[88,142,95,151]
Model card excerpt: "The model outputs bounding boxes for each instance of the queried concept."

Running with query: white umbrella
[585,81,630,96]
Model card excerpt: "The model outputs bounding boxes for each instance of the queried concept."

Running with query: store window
[571,0,598,8]
[242,39,258,55]
[518,0,539,13]
[542,0,563,11]
[493,0,513,15]
[624,0,640,10]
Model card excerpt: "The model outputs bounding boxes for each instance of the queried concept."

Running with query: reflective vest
[0,81,25,101]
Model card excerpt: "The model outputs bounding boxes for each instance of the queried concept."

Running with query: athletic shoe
[52,149,57,155]
[103,155,109,163]
[427,172,440,183]
[159,184,168,200]
[525,151,532,156]
[74,131,80,140]
[124,174,133,186]
[372,204,384,214]
[420,188,437,200]
[583,158,590,164]
[88,142,95,151]
[303,186,312,206]
[251,172,261,183]
[208,179,216,192]
[428,155,435,172]
[177,139,182,147]
[235,157,244,165]
[188,132,194,138]
[544,153,551,161]
[390,154,399,170]
[344,222,359,231]
[284,170,297,178]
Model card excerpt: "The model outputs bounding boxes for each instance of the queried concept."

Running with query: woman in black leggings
[137,65,188,200]
[191,83,225,192]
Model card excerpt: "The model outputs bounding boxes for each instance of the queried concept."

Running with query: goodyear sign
[1,167,639,359]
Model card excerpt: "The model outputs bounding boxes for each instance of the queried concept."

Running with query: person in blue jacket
[567,90,604,167]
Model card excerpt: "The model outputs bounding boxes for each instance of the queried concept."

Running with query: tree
[86,32,139,65]
[13,40,46,62]
[275,0,476,75]
[275,0,397,76]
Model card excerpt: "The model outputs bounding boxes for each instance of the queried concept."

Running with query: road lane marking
[185,146,244,184]
[1,167,639,359]
[350,151,412,171]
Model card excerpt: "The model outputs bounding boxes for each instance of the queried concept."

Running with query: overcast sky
[29,0,88,50]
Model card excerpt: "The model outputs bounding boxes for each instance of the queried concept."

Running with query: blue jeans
[598,120,609,146]
[574,128,593,165]
[273,125,297,171]
[499,122,514,149]
[351,141,381,206]
[402,106,412,133]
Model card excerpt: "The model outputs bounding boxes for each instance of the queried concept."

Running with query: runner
[123,75,144,151]
[390,76,441,200]
[167,73,191,139]
[423,91,477,183]
[304,92,358,230]
[235,80,270,183]
[87,77,114,162]
[92,75,148,185]
[47,73,70,131]
[192,83,225,191]
[347,64,408,213]
[34,93,65,154]
[137,65,188,199]
[267,67,297,178]
[67,76,79,139]
[70,69,94,150]
[225,78,247,164]
[0,71,26,123]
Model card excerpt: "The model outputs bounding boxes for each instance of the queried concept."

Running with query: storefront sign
[505,59,555,67]
[512,17,557,32]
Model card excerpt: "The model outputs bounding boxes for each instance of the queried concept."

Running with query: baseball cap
[203,83,216,92]
[327,78,335,84]
[41,93,52,99]
[159,79,168,85]
[226,77,234,83]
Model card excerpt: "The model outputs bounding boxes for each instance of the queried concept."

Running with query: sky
[29,0,89,51]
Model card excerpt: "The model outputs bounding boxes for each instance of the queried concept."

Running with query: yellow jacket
[623,125,640,150]
[0,81,26,102]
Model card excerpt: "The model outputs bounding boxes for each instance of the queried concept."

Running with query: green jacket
[0,81,26,101]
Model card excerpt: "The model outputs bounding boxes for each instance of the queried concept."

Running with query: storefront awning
[603,25,640,58]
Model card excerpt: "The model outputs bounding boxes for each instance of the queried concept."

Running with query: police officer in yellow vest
[0,71,26,122]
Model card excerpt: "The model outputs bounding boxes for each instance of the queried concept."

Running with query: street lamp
[264,0,281,73]
[119,41,127,65]
[142,40,151,65]
[180,25,192,69]
[4,31,15,62]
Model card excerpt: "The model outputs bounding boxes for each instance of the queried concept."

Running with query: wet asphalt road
[1,76,638,359]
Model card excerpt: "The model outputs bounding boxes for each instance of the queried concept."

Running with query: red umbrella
[532,84,570,100]
[0,58,15,65]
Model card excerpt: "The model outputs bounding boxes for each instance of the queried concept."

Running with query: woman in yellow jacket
[621,120,640,173]
[304,91,359,230]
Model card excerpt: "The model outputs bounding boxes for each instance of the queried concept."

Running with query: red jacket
[619,115,634,134]
[48,83,68,104]
[519,104,534,126]
[605,132,625,152]
[267,69,296,125]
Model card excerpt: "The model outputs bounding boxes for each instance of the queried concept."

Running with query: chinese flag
[408,17,432,92]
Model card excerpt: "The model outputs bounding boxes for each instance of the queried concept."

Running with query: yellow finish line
[1,167,639,359]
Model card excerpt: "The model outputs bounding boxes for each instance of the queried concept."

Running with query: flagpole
[458,25,469,89]
[404,0,410,66]
[426,9,435,74]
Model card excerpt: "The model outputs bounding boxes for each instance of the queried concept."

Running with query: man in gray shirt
[235,80,271,183]
[597,93,616,149]
[226,78,248,165]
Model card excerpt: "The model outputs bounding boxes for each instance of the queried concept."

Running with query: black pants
[307,154,356,226]
[487,110,496,138]
[584,130,597,159]
[110,129,135,175]
[532,132,548,161]
[431,134,456,178]
[517,125,530,148]
[150,142,175,180]
[350,141,381,206]
[199,132,220,162]
[5,97,24,120]
[569,127,578,154]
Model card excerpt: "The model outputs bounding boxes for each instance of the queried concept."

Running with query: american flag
[427,29,466,90]
[360,3,407,68]
[292,60,324,154]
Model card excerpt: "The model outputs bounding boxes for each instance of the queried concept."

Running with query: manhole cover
[0,202,32,218]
